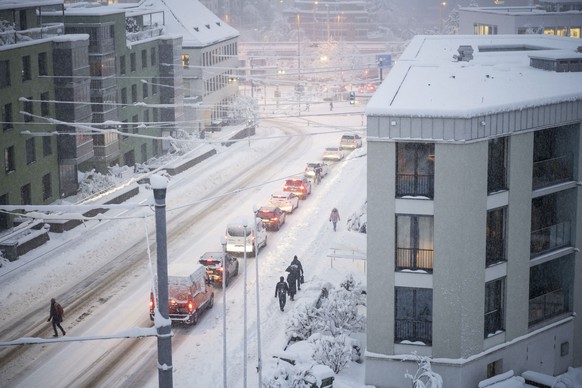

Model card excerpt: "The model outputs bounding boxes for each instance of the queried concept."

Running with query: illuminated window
[556,27,567,36]
[544,27,555,35]
[182,54,190,68]
[569,28,580,38]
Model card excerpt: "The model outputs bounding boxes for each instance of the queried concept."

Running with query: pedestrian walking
[329,207,341,232]
[290,255,304,290]
[287,272,297,301]
[329,101,333,111]
[275,276,289,311]
[47,298,66,337]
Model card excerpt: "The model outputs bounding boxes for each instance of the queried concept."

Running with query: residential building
[0,0,93,230]
[458,2,582,38]
[365,34,582,387]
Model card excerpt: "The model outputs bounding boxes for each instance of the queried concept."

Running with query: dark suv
[199,252,239,287]
[255,206,286,231]
[283,178,312,200]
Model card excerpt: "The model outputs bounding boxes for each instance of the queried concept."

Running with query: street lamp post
[242,220,248,388]
[221,237,227,388]
[253,208,263,386]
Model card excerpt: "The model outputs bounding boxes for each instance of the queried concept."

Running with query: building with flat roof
[365,34,582,387]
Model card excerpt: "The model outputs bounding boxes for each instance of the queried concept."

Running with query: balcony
[532,154,573,190]
[0,23,64,46]
[530,221,571,257]
[395,248,433,272]
[395,319,432,345]
[528,289,568,326]
[396,174,434,199]
[127,25,164,43]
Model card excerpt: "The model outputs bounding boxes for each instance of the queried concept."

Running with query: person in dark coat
[47,298,66,337]
[290,255,304,290]
[274,276,289,311]
[286,272,297,301]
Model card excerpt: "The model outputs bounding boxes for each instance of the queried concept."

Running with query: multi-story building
[47,4,184,172]
[0,0,94,230]
[282,0,369,42]
[458,1,582,38]
[150,0,239,133]
[365,34,582,387]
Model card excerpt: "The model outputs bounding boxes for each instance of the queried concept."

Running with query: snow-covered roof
[140,0,239,48]
[366,34,582,118]
[0,0,63,11]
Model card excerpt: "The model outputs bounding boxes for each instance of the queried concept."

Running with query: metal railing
[395,319,432,345]
[395,248,433,272]
[127,25,164,43]
[0,23,63,45]
[396,174,434,198]
[528,289,567,326]
[530,221,571,257]
[532,154,573,190]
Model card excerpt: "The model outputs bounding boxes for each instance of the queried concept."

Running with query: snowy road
[0,104,368,388]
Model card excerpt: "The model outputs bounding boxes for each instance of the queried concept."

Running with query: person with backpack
[290,255,304,290]
[274,276,289,312]
[47,298,66,337]
[286,271,297,301]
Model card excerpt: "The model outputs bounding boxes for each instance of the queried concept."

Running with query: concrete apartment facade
[365,34,582,387]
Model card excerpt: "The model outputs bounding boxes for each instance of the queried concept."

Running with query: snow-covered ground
[0,100,372,387]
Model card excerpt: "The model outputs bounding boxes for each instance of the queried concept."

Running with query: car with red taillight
[283,178,312,200]
[268,191,299,214]
[225,217,267,257]
[255,206,286,231]
[199,251,239,287]
[149,263,214,325]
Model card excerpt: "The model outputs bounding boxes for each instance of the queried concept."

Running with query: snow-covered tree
[0,20,17,46]
[126,17,139,33]
[320,287,366,336]
[404,354,444,388]
[311,334,352,374]
[286,305,325,341]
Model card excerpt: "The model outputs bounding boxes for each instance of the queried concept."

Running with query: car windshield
[271,195,286,200]
[342,135,355,140]
[307,163,319,168]
[326,147,339,151]
[258,209,276,218]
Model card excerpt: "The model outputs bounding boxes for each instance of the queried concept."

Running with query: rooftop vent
[529,51,582,72]
[453,45,474,62]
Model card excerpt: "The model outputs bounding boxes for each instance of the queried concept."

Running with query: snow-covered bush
[285,305,325,341]
[311,334,352,374]
[320,287,366,336]
[346,201,366,233]
[126,17,140,33]
[0,20,16,46]
[404,354,443,388]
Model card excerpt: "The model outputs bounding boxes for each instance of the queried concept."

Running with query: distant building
[0,0,93,226]
[459,1,582,37]
[365,34,582,387]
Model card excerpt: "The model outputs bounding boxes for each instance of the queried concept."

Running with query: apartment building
[458,1,582,38]
[0,0,93,229]
[365,34,582,387]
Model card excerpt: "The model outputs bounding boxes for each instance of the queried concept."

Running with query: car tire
[263,236,268,248]
[191,311,199,325]
[208,294,214,309]
[234,264,239,277]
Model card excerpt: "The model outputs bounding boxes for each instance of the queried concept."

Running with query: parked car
[304,162,328,180]
[225,217,267,257]
[149,263,214,325]
[268,191,299,213]
[339,133,363,149]
[199,252,239,287]
[255,206,286,231]
[322,146,344,161]
[283,178,312,200]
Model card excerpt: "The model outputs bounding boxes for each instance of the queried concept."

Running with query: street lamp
[440,1,447,30]
[252,206,263,386]
[242,219,249,388]
[220,236,227,388]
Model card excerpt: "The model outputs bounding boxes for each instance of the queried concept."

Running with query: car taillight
[217,267,224,272]
[150,293,155,310]
[299,185,304,190]
[271,217,278,222]
[283,185,289,190]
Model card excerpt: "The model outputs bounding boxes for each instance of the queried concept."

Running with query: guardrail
[327,248,366,272]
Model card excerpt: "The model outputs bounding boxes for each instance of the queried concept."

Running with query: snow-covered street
[0,101,369,387]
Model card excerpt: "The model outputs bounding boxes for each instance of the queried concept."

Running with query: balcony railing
[0,23,63,46]
[529,288,568,326]
[127,25,164,43]
[486,238,506,267]
[396,248,433,272]
[395,319,432,345]
[530,221,571,257]
[396,174,434,198]
[532,154,573,190]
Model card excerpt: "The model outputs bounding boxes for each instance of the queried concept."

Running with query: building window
[474,23,498,35]
[3,103,12,130]
[396,143,434,198]
[488,137,507,193]
[486,207,506,267]
[21,184,31,205]
[395,287,432,345]
[130,52,136,72]
[121,120,128,140]
[42,173,52,201]
[132,114,139,134]
[120,55,126,75]
[529,256,573,326]
[142,82,148,98]
[38,52,48,76]
[531,193,571,257]
[182,54,190,68]
[131,84,138,103]
[25,138,36,165]
[485,278,505,338]
[532,127,573,190]
[4,146,15,173]
[396,215,434,272]
[141,143,147,163]
[570,28,580,38]
[121,87,127,105]
[0,60,10,88]
[152,77,158,95]
[22,55,31,81]
[40,92,50,117]
[141,49,147,68]
[151,47,157,66]
[124,149,135,166]
[23,98,33,122]
[43,136,52,157]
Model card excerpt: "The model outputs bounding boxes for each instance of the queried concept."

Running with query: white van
[225,217,267,257]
